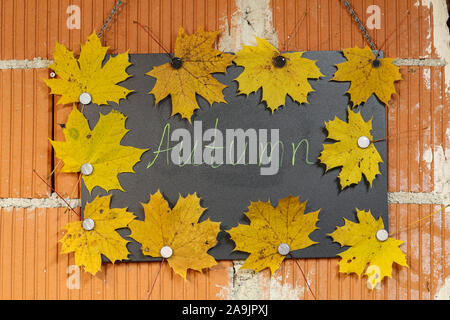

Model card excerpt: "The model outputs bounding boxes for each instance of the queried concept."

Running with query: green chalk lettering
[291,139,314,165]
[147,123,173,168]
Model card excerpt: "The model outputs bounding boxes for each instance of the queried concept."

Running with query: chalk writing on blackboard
[146,118,315,176]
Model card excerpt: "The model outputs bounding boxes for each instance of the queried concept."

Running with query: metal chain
[340,0,377,50]
[97,0,126,38]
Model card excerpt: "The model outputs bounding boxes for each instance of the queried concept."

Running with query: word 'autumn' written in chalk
[147,119,314,176]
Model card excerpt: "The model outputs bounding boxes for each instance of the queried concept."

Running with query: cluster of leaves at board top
[234,37,323,112]
[60,194,136,275]
[228,196,320,274]
[329,209,408,289]
[128,190,220,279]
[332,46,402,106]
[45,32,132,106]
[50,107,148,193]
[147,27,235,122]
[318,107,383,189]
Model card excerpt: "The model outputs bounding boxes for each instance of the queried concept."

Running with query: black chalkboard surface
[81,51,388,261]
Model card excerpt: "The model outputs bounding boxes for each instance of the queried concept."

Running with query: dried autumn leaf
[50,107,148,193]
[329,209,408,289]
[147,27,234,122]
[318,107,383,189]
[60,194,135,275]
[45,32,132,106]
[332,46,402,106]
[128,190,220,279]
[228,196,320,274]
[234,37,323,112]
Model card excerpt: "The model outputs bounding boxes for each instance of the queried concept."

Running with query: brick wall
[0,0,448,300]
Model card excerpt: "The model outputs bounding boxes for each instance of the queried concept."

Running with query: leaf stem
[288,253,317,300]
[148,258,165,300]
[133,20,173,60]
[32,169,80,217]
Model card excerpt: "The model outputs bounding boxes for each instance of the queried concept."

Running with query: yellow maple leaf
[329,209,408,289]
[45,32,133,106]
[128,190,220,279]
[332,46,402,106]
[50,106,148,193]
[233,37,323,112]
[60,194,135,275]
[318,107,383,189]
[147,27,234,122]
[228,196,320,274]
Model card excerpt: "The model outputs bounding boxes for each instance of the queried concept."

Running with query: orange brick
[0,0,448,300]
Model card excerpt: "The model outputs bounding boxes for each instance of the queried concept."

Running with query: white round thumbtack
[160,246,173,259]
[277,243,291,256]
[79,92,92,105]
[357,136,371,149]
[81,163,94,176]
[376,229,389,242]
[82,218,95,231]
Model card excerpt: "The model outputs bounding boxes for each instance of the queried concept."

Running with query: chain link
[340,0,377,51]
[97,0,126,38]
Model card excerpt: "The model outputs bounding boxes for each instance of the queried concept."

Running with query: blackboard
[81,51,388,261]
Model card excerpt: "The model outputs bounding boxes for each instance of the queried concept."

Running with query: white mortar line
[388,192,448,205]
[0,58,53,70]
[0,58,446,71]
[0,193,81,209]
[0,192,446,209]
[393,58,446,66]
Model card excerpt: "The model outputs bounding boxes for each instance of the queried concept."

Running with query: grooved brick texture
[0,0,448,300]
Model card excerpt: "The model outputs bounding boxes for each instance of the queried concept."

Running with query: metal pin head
[160,246,173,259]
[357,136,371,149]
[81,163,94,176]
[277,243,290,256]
[372,59,381,68]
[273,55,287,68]
[170,57,183,70]
[376,229,389,242]
[82,218,95,231]
[79,92,92,105]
